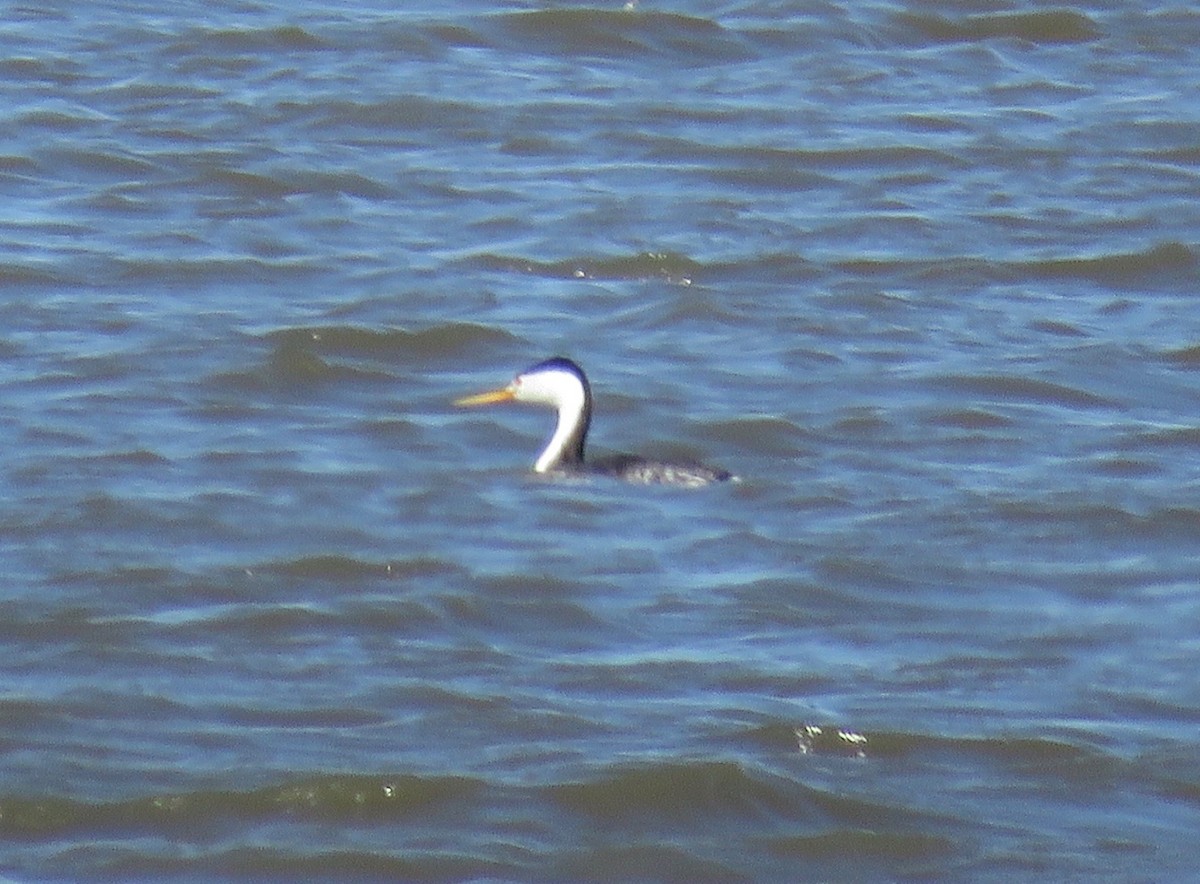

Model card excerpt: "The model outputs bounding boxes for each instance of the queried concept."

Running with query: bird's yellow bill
[454,387,515,407]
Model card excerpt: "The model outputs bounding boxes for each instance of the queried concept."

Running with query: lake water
[2,1,1199,880]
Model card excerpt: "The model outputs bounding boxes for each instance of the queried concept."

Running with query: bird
[455,356,733,488]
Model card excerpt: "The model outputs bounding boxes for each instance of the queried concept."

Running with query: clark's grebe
[455,357,732,488]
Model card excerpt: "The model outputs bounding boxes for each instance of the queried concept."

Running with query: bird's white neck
[533,382,589,472]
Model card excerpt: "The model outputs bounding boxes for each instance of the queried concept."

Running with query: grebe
[455,357,732,488]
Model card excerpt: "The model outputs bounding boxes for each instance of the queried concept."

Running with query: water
[2,1,1199,879]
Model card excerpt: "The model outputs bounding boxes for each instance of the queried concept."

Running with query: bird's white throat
[514,367,590,472]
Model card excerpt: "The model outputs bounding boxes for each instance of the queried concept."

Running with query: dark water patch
[102,81,223,104]
[963,734,1112,781]
[0,774,479,838]
[836,254,994,283]
[214,704,387,729]
[765,828,953,861]
[553,843,746,883]
[266,322,515,365]
[221,326,502,393]
[17,351,146,393]
[707,163,831,192]
[1089,687,1200,732]
[381,682,511,717]
[440,589,605,646]
[0,153,39,175]
[0,54,84,85]
[112,256,322,287]
[0,698,58,736]
[0,261,89,288]
[468,250,702,284]
[214,347,340,392]
[257,554,453,582]
[1155,770,1200,808]
[89,448,171,468]
[332,597,447,638]
[800,144,964,173]
[190,603,341,638]
[216,327,435,392]
[898,112,976,135]
[1022,241,1196,286]
[0,603,129,646]
[830,407,891,438]
[474,570,592,598]
[706,416,812,458]
[1131,506,1200,540]
[551,761,799,825]
[812,557,948,608]
[1028,319,1088,338]
[640,139,963,177]
[231,551,451,594]
[102,847,504,882]
[627,139,847,188]
[929,373,1115,410]
[1086,456,1162,478]
[199,168,296,201]
[37,144,161,182]
[991,500,1200,542]
[203,165,393,200]
[36,492,199,540]
[837,242,1196,289]
[498,133,569,158]
[170,23,334,56]
[723,577,867,631]
[484,9,754,66]
[1163,344,1200,368]
[1123,426,1200,451]
[926,407,1013,430]
[426,20,495,52]
[16,107,108,133]
[83,189,157,215]
[287,94,483,134]
[780,723,1116,786]
[471,249,825,288]
[899,9,1101,45]
[1144,145,1200,167]
[46,564,177,592]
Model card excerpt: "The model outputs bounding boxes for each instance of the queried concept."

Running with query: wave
[766,829,953,861]
[927,373,1115,409]
[169,23,334,55]
[466,250,703,284]
[839,241,1196,287]
[468,241,1195,292]
[991,500,1200,541]
[1124,426,1200,450]
[158,8,755,73]
[551,760,795,823]
[0,722,1187,877]
[202,166,393,201]
[898,9,1100,45]
[1164,344,1200,368]
[0,773,479,838]
[111,256,323,285]
[264,322,515,361]
[1021,241,1196,283]
[212,322,516,391]
[479,9,755,66]
[255,554,457,581]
